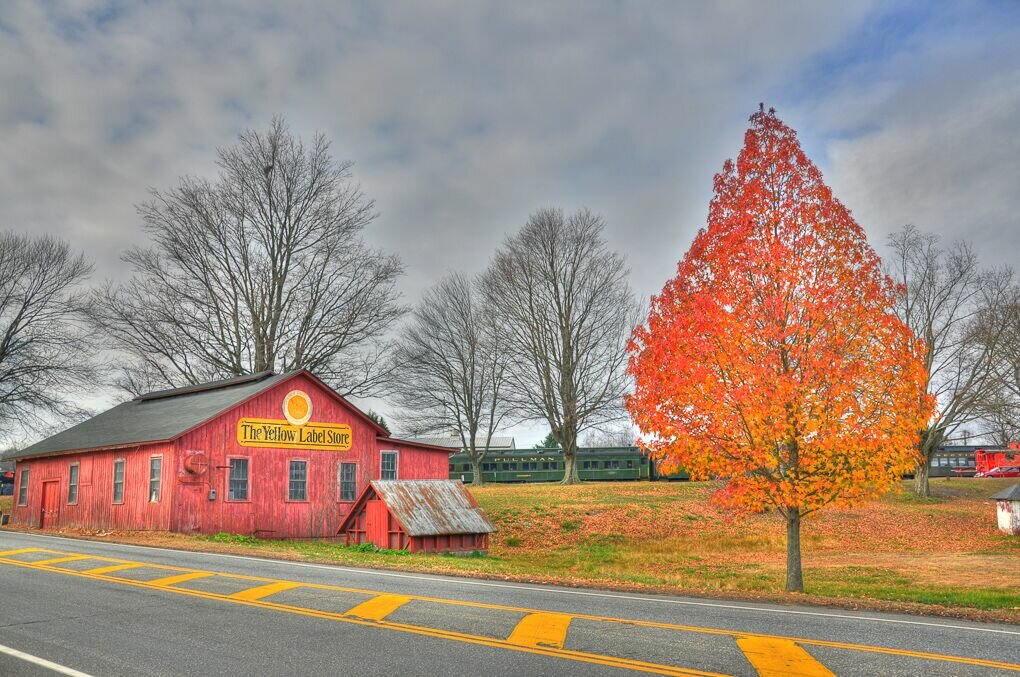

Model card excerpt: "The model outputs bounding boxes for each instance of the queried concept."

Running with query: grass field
[4,479,1018,619]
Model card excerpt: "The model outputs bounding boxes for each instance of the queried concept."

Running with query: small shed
[990,484,1020,535]
[337,480,496,554]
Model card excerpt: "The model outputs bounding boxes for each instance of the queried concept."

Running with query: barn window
[289,460,308,500]
[228,458,249,501]
[149,457,162,502]
[17,467,29,506]
[381,451,398,480]
[339,462,357,501]
[112,459,125,504]
[68,463,79,505]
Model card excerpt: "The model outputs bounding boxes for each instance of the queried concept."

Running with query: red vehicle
[974,444,1020,474]
[975,465,1020,478]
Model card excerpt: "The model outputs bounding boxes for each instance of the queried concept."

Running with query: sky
[1,1,1019,446]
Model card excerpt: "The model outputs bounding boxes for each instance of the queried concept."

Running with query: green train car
[447,446,689,483]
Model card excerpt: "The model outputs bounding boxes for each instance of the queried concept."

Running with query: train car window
[449,464,455,472]
[462,464,471,472]
[626,460,634,469]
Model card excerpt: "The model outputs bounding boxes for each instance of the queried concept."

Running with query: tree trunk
[561,450,581,485]
[471,456,485,486]
[785,508,804,593]
[913,457,930,498]
[912,429,937,498]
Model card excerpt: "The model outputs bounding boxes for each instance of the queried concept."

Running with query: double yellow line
[1,548,1017,676]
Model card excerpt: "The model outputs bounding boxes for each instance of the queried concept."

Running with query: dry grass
[4,478,1017,621]
[470,478,1019,610]
[0,495,11,514]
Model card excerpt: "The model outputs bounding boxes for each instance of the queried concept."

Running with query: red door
[365,500,388,548]
[40,480,60,528]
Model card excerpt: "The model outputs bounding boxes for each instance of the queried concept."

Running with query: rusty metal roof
[370,480,497,537]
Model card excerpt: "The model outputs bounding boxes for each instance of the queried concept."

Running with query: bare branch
[89,117,405,397]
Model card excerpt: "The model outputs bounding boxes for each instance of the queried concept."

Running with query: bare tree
[580,425,637,448]
[887,225,1014,496]
[482,208,637,484]
[393,273,509,485]
[0,232,99,443]
[91,117,405,397]
[976,284,1020,445]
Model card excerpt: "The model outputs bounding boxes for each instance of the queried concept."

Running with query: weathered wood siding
[376,440,451,486]
[10,443,175,531]
[170,373,448,538]
[11,372,450,538]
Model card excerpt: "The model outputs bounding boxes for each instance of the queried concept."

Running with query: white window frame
[112,458,125,504]
[287,459,308,502]
[227,456,250,502]
[380,450,398,480]
[68,463,79,505]
[148,455,162,503]
[16,467,29,506]
[338,461,358,502]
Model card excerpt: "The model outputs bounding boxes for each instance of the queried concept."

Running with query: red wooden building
[338,480,496,553]
[7,370,452,538]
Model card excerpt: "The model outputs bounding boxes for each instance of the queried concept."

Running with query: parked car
[975,466,1020,478]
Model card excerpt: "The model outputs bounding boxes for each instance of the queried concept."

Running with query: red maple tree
[627,106,932,592]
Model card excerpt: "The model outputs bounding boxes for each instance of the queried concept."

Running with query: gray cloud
[1,0,1016,444]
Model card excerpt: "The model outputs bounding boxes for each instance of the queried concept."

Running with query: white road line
[5,531,1019,637]
[0,643,94,677]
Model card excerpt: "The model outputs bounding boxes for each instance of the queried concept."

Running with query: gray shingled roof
[370,480,497,536]
[10,371,293,460]
[990,484,1020,501]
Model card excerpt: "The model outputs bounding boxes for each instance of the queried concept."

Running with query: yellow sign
[237,418,353,451]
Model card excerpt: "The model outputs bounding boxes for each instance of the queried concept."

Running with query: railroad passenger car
[447,446,689,483]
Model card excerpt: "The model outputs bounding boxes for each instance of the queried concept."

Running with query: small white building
[990,484,1020,535]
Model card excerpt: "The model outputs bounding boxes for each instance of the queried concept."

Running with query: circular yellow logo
[283,390,312,426]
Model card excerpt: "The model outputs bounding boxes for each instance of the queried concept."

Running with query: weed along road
[0,532,1017,677]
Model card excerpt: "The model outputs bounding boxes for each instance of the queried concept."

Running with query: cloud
[807,2,1020,263]
[1,0,1016,443]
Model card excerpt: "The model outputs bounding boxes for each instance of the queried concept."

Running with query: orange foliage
[627,107,933,518]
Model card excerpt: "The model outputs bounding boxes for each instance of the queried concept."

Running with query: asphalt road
[0,530,1017,676]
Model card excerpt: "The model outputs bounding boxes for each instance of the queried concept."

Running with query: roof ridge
[135,371,277,402]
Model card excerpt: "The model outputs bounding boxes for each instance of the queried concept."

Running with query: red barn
[7,370,451,538]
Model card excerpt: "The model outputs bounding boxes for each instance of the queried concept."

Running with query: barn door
[365,500,388,547]
[40,480,60,528]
